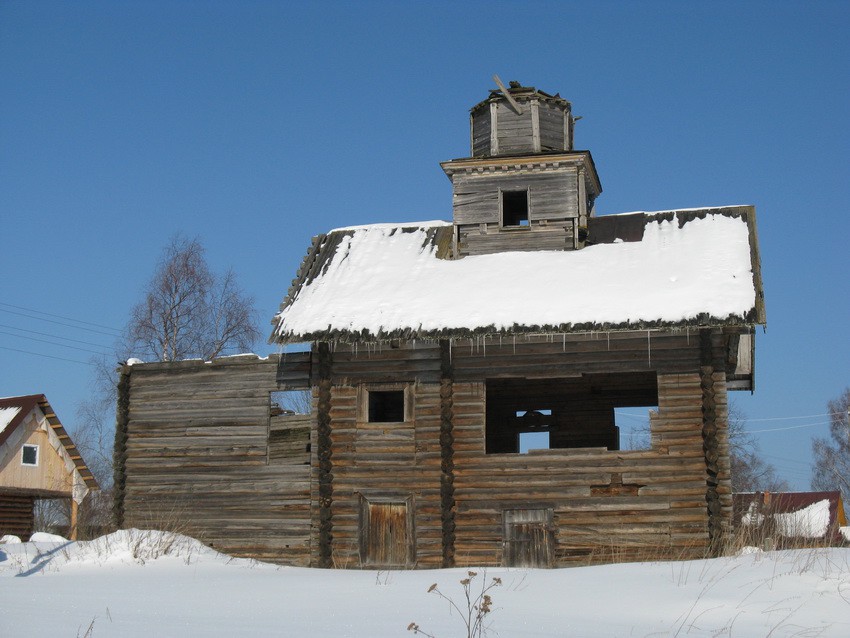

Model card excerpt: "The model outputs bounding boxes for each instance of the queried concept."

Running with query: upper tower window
[502,190,529,227]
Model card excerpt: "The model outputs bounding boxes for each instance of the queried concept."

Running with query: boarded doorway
[360,497,413,567]
[503,508,554,567]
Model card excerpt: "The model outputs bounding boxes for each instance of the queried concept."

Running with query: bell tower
[441,79,602,257]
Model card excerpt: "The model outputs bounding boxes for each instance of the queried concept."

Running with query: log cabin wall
[0,493,35,540]
[120,354,313,565]
[119,329,733,568]
[323,329,732,567]
[317,341,446,568]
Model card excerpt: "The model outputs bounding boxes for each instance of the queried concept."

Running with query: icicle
[449,338,453,364]
[647,330,651,367]
[483,336,486,357]
[513,335,516,354]
[607,332,610,351]
[686,326,690,345]
[562,333,566,352]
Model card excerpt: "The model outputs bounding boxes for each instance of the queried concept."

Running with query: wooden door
[503,508,554,567]
[362,501,411,567]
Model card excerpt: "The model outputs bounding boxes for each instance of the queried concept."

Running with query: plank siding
[471,107,491,157]
[452,171,579,226]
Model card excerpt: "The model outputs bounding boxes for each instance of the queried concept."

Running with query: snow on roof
[0,406,21,435]
[272,207,764,343]
[774,499,832,539]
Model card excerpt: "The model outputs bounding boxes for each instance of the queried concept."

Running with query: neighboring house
[734,491,849,548]
[0,394,99,540]
[115,82,766,568]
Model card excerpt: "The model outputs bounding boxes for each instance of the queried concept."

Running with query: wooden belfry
[442,76,600,257]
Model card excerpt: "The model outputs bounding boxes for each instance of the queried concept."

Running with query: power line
[746,412,843,422]
[0,302,122,333]
[0,323,114,350]
[749,420,833,434]
[0,345,96,366]
[0,308,121,338]
[0,330,112,356]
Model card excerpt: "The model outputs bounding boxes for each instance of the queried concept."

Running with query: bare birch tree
[728,401,788,493]
[811,387,850,499]
[126,236,260,362]
[66,237,260,510]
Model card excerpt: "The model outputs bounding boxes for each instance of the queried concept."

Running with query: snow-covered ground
[1,530,849,637]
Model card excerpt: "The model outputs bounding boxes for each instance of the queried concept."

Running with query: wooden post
[69,498,79,540]
[112,368,131,529]
[439,340,456,567]
[316,342,334,568]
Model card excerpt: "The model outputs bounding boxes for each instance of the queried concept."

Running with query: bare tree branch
[727,401,788,492]
[125,236,260,362]
[812,387,850,500]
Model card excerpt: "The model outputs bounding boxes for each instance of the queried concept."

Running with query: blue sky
[1,1,848,490]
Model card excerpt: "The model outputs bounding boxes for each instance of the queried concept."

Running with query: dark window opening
[502,190,529,227]
[21,444,38,466]
[485,373,658,454]
[369,390,405,422]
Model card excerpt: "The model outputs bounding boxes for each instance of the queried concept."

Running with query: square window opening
[268,390,311,465]
[21,444,38,466]
[502,190,529,227]
[519,431,550,453]
[615,406,657,451]
[270,389,311,416]
[269,390,313,416]
[486,373,658,454]
[368,390,405,423]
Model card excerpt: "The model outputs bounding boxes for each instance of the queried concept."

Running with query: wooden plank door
[362,500,411,567]
[503,508,554,567]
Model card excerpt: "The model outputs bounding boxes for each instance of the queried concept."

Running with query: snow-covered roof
[0,406,22,436]
[271,206,765,343]
[734,491,848,541]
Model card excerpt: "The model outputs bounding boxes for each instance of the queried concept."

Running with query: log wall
[121,354,312,565]
[325,330,732,567]
[0,492,34,540]
[119,330,734,568]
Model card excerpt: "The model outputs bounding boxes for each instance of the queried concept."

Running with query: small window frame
[358,383,413,424]
[21,444,39,467]
[500,188,531,228]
